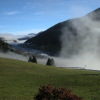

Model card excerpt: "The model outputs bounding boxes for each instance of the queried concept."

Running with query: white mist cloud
[35,12,45,15]
[26,2,31,5]
[23,1,42,9]
[0,51,49,66]
[0,33,29,43]
[59,8,100,70]
[0,34,17,40]
[0,51,28,61]
[4,11,21,15]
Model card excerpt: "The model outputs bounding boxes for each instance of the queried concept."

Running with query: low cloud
[0,33,18,40]
[0,51,28,61]
[59,7,100,70]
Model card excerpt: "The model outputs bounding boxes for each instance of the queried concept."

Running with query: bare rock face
[46,58,56,66]
[28,55,37,63]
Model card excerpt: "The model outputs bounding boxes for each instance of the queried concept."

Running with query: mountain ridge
[25,7,100,56]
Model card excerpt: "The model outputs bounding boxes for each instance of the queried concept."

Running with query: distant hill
[0,39,10,52]
[28,33,36,35]
[18,37,30,41]
[25,7,100,56]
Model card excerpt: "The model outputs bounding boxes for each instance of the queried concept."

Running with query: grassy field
[0,57,100,100]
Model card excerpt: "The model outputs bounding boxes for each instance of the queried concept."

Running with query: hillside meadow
[0,57,100,100]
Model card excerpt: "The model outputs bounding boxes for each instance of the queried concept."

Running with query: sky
[0,0,100,36]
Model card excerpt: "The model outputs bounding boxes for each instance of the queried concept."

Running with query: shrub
[34,84,82,100]
[46,58,56,66]
[28,55,37,63]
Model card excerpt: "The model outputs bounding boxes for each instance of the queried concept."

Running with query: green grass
[0,57,100,100]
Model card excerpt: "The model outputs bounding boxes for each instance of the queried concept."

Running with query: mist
[58,11,100,70]
[0,34,18,40]
[0,33,34,43]
[0,51,28,61]
[0,51,49,65]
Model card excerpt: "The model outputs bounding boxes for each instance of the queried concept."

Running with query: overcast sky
[0,0,100,35]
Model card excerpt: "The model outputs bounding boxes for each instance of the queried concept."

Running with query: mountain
[25,7,100,56]
[25,21,74,55]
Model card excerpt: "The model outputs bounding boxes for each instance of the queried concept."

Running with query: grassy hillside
[0,57,100,100]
